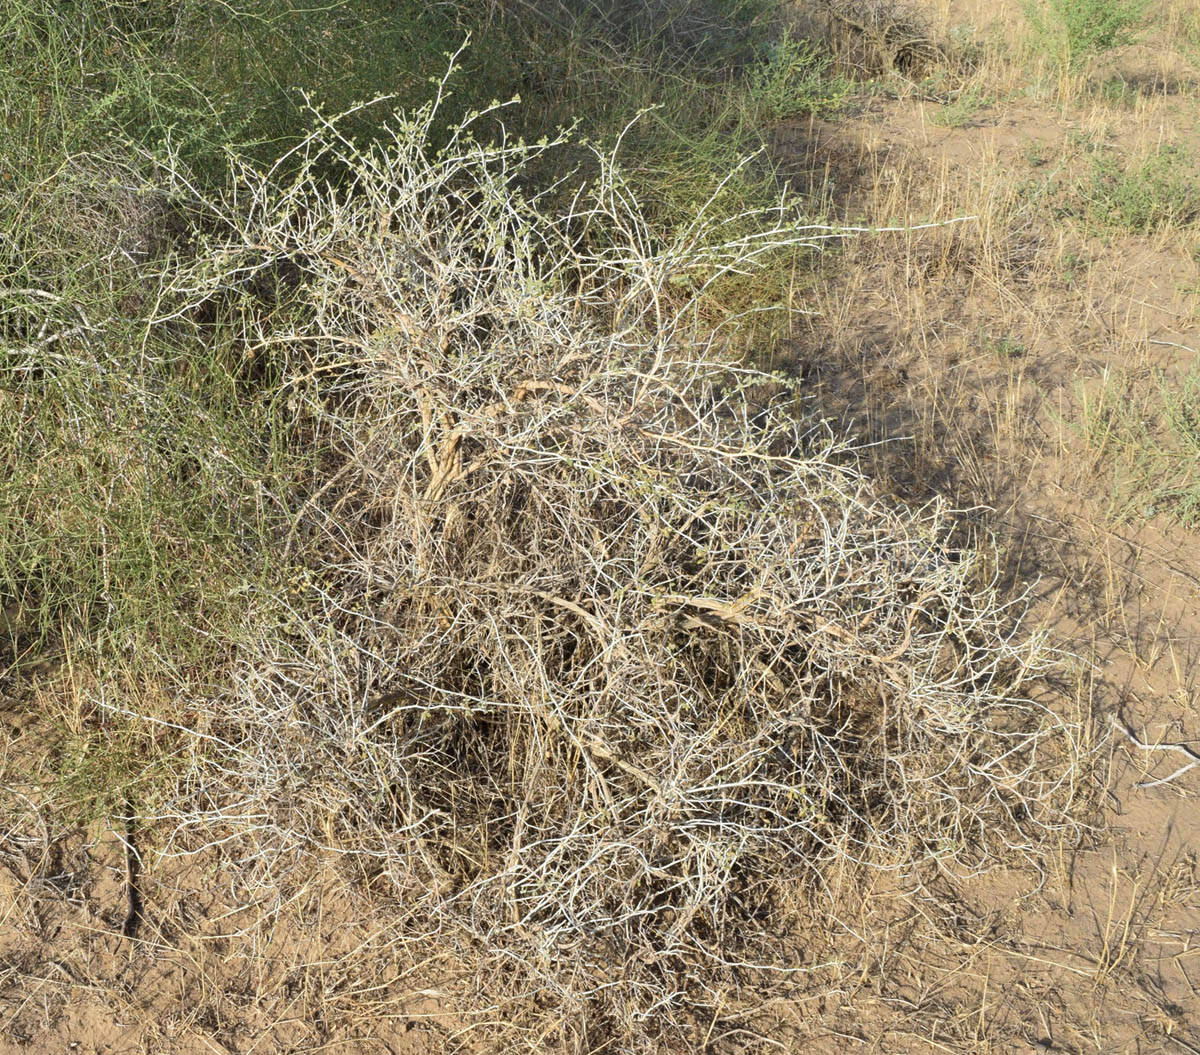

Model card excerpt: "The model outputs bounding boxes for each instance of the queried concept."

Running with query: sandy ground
[771,51,1200,1049]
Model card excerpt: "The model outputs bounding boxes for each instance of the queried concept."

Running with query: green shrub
[1023,0,1148,72]
[1,0,518,187]
[748,30,851,119]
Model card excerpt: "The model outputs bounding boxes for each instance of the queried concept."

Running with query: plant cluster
[1080,146,1200,233]
[1075,367,1200,526]
[1023,0,1149,73]
[749,30,852,119]
[79,85,1078,1049]
[0,2,1093,1050]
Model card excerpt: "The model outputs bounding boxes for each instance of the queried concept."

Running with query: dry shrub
[796,0,946,75]
[143,80,1082,1050]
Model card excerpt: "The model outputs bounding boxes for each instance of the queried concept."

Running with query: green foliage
[1,0,519,185]
[747,31,851,120]
[1080,146,1200,232]
[1023,0,1148,72]
[0,318,299,663]
[982,333,1028,359]
[1074,367,1200,526]
[1,0,798,271]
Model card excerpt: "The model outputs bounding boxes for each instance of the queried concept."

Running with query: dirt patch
[0,827,466,1054]
[774,43,1200,1052]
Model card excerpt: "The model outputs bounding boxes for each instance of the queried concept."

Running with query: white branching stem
[1113,716,1200,789]
[87,70,1084,1052]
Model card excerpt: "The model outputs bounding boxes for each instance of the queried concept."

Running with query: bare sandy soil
[772,46,1200,1049]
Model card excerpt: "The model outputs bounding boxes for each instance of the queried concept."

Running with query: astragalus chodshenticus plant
[142,69,1083,1050]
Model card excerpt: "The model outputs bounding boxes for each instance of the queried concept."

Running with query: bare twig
[1113,716,1200,790]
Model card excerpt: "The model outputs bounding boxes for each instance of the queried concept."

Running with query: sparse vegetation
[1023,0,1149,73]
[929,82,994,124]
[1074,366,1200,524]
[1079,145,1200,231]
